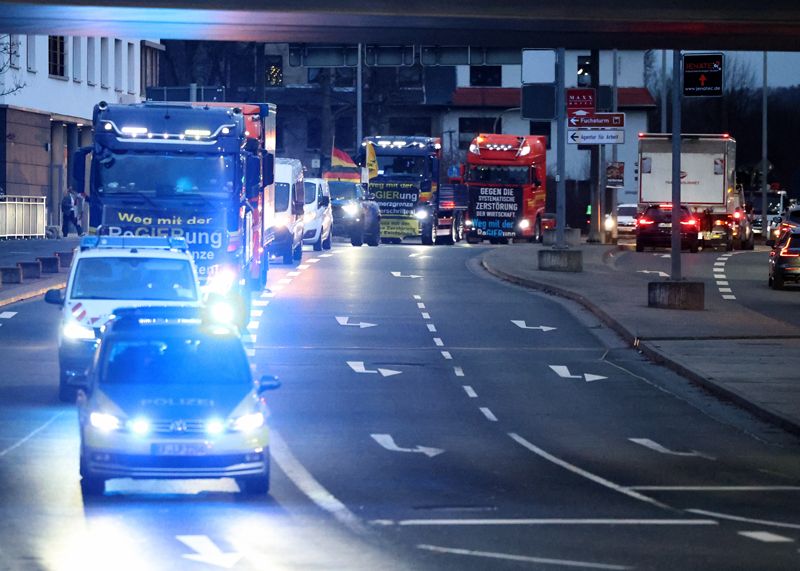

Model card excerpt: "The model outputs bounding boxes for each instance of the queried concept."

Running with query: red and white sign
[568,112,625,128]
[566,88,595,115]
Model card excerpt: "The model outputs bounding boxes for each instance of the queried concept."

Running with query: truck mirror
[245,155,261,199]
[261,151,274,186]
[71,146,92,194]
[44,288,65,306]
[319,195,330,208]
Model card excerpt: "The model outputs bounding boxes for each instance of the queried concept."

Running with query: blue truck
[72,101,275,325]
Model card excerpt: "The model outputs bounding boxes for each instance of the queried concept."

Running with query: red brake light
[680,218,698,226]
[637,217,654,226]
[733,211,742,219]
[779,246,799,258]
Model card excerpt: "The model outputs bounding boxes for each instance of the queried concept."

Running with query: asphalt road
[0,241,799,570]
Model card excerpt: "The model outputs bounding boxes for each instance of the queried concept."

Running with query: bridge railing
[0,196,47,239]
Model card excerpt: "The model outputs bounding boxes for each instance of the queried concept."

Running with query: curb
[481,252,800,437]
[0,279,66,308]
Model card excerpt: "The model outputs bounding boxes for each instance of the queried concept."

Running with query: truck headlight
[63,321,96,341]
[414,210,429,220]
[205,268,237,296]
[231,411,265,432]
[343,202,359,217]
[90,412,121,432]
[518,219,531,230]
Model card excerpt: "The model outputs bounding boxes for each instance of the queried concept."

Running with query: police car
[74,307,280,497]
[45,236,203,402]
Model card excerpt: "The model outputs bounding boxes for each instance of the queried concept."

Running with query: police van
[45,236,202,402]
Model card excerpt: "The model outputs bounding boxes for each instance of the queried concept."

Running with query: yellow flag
[366,141,378,180]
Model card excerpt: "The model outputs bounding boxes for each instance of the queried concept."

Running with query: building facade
[0,33,162,230]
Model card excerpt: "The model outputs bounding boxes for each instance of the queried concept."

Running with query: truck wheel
[350,231,363,247]
[313,232,323,252]
[421,222,435,246]
[534,217,543,243]
[293,242,303,261]
[322,231,332,250]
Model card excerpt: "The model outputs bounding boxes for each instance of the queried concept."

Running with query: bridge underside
[1,1,799,50]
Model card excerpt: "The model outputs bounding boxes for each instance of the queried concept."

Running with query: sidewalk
[482,242,800,436]
[0,237,80,307]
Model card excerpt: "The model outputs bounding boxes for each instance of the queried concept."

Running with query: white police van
[45,236,202,402]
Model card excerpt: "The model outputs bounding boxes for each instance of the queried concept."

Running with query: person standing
[61,188,83,237]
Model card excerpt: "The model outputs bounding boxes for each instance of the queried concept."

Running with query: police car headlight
[128,417,151,435]
[205,268,237,296]
[208,300,236,325]
[518,219,531,230]
[63,321,96,341]
[414,209,429,220]
[90,412,121,432]
[231,411,264,432]
[343,202,359,217]
[205,418,226,435]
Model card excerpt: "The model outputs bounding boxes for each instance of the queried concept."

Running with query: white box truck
[638,134,754,250]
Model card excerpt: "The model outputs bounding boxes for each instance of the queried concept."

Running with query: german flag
[331,146,357,169]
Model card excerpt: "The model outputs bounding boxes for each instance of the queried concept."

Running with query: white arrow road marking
[416,545,631,570]
[347,361,401,377]
[335,316,377,329]
[0,311,17,319]
[176,535,242,569]
[637,270,670,278]
[738,531,795,543]
[629,438,716,461]
[371,434,444,457]
[549,365,607,382]
[391,271,423,278]
[511,320,557,332]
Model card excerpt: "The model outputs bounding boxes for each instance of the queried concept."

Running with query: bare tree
[0,34,25,96]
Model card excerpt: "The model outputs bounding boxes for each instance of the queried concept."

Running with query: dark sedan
[635,204,699,253]
[768,227,800,289]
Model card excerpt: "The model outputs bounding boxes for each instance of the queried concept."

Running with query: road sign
[566,88,595,115]
[522,49,556,84]
[568,130,624,145]
[568,113,625,128]
[683,53,724,97]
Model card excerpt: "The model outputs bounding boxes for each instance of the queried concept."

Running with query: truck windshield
[376,155,426,177]
[96,152,237,198]
[329,181,361,200]
[275,182,291,212]
[70,257,197,301]
[468,165,529,185]
[101,335,250,385]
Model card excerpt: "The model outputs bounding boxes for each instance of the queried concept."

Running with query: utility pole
[555,47,567,249]
[587,48,601,243]
[761,51,768,242]
[357,43,363,145]
[670,50,682,281]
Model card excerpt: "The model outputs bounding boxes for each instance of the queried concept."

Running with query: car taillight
[680,218,698,226]
[780,246,800,258]
[733,211,742,220]
[636,217,654,226]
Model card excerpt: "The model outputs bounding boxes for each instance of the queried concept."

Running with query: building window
[114,39,122,91]
[530,121,552,150]
[8,34,20,69]
[127,42,135,93]
[87,37,96,84]
[72,36,81,81]
[100,37,109,87]
[26,34,36,72]
[458,117,496,149]
[469,65,501,87]
[307,117,321,150]
[140,43,161,97]
[577,54,593,87]
[48,35,66,77]
[265,55,283,86]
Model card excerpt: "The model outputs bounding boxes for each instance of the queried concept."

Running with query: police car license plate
[152,443,208,456]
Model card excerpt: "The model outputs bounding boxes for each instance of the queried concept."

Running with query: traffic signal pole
[671,49,682,281]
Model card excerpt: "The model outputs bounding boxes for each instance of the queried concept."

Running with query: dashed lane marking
[413,295,422,300]
[421,312,431,319]
[463,385,477,397]
[250,309,263,318]
[416,545,631,570]
[738,531,795,543]
[0,311,17,319]
[278,278,292,285]
[454,367,464,377]
[253,300,269,307]
[307,259,320,263]
[297,264,310,269]
[417,302,426,309]
[287,271,301,277]
[433,337,444,346]
[480,407,498,422]
[247,321,259,330]
[441,351,452,360]
[427,324,437,332]
[688,509,800,530]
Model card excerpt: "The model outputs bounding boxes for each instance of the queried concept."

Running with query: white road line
[247,321,259,330]
[320,254,333,258]
[413,295,422,300]
[509,433,669,509]
[416,545,631,570]
[278,278,292,285]
[271,285,284,292]
[454,367,464,377]
[463,385,477,397]
[441,351,452,360]
[719,288,732,293]
[716,281,729,286]
[417,302,426,309]
[722,295,736,300]
[245,348,256,357]
[738,531,795,543]
[297,264,310,269]
[433,337,444,346]
[252,300,269,307]
[630,486,800,491]
[372,518,718,527]
[287,271,301,277]
[0,311,17,319]
[421,312,431,319]
[270,430,367,535]
[0,412,65,457]
[480,407,498,422]
[713,273,726,278]
[307,258,320,263]
[245,334,257,344]
[250,309,263,318]
[261,292,274,298]
[688,509,800,530]
[427,324,437,332]
[714,262,726,266]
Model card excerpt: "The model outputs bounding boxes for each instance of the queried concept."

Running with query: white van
[271,158,306,264]
[302,177,333,251]
[44,236,202,401]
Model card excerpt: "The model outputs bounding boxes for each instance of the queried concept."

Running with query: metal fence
[0,196,47,239]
